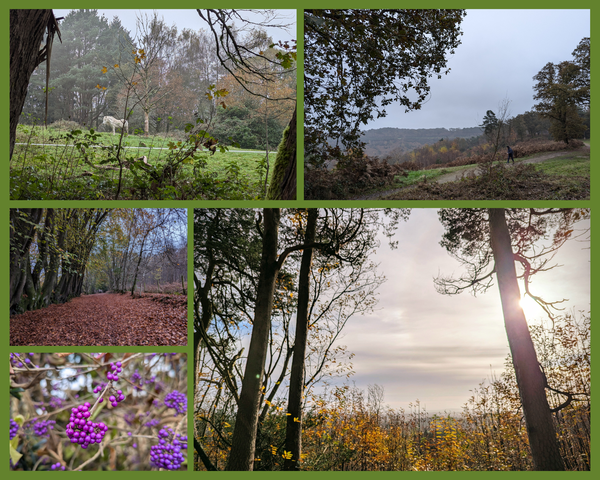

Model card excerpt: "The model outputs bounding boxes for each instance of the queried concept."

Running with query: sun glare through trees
[193,208,590,471]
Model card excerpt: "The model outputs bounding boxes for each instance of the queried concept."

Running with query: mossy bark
[267,106,296,200]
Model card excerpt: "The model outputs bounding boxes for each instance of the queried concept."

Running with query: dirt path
[10,293,187,346]
[435,149,586,184]
[351,146,589,200]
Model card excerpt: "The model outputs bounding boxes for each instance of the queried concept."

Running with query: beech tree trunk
[10,10,53,159]
[283,208,318,470]
[10,209,44,311]
[488,208,565,471]
[226,209,281,471]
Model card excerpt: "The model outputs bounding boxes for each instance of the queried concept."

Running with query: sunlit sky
[366,9,590,130]
[331,209,590,413]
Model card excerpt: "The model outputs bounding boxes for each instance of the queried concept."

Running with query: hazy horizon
[367,9,590,131]
[327,210,590,412]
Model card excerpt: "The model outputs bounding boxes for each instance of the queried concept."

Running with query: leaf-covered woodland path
[10,293,187,346]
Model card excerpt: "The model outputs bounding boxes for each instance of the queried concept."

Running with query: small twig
[89,382,112,417]
[73,440,105,471]
[10,371,45,389]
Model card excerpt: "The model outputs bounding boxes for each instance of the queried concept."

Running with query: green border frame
[3,2,595,475]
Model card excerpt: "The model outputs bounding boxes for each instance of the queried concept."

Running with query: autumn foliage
[392,139,585,171]
[195,312,589,471]
[305,156,409,200]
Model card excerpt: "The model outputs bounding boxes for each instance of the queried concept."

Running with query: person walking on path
[507,146,515,164]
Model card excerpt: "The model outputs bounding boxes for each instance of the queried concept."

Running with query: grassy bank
[368,149,589,200]
[11,124,273,200]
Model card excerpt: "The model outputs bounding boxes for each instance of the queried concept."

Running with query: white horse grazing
[102,116,128,135]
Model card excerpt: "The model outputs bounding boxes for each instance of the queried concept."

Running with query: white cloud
[333,210,589,412]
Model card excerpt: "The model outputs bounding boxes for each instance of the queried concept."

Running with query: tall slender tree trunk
[284,208,318,470]
[488,208,565,471]
[130,236,147,296]
[226,209,281,471]
[40,210,68,306]
[144,109,150,136]
[194,256,216,404]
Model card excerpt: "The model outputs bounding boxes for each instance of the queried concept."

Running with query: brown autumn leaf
[10,293,187,347]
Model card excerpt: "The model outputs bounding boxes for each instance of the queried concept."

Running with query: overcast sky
[53,9,297,44]
[333,209,590,413]
[367,9,590,131]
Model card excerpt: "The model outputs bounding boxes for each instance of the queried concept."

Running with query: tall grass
[10,123,271,200]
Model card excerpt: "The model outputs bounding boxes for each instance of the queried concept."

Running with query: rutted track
[434,150,584,184]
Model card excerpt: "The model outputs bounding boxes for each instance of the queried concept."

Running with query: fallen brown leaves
[10,293,187,346]
[305,156,407,200]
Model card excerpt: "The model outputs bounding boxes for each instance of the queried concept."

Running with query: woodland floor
[10,293,187,346]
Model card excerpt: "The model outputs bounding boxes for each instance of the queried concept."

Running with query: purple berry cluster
[10,418,19,440]
[50,462,65,471]
[49,397,64,410]
[107,361,122,381]
[10,352,36,368]
[164,391,187,415]
[31,419,56,436]
[66,403,108,449]
[145,418,160,428]
[93,382,107,394]
[108,390,126,408]
[149,428,188,470]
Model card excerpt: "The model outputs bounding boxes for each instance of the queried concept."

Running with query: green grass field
[534,155,590,177]
[11,124,274,200]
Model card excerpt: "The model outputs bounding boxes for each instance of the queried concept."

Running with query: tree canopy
[19,9,295,143]
[435,208,588,307]
[533,37,590,144]
[304,9,466,167]
[480,110,498,137]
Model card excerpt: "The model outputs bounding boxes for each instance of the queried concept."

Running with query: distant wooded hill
[362,127,483,157]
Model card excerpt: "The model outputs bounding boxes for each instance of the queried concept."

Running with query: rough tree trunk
[283,208,318,470]
[10,10,54,159]
[144,109,150,136]
[226,209,281,471]
[10,209,44,311]
[267,106,296,200]
[488,208,565,471]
